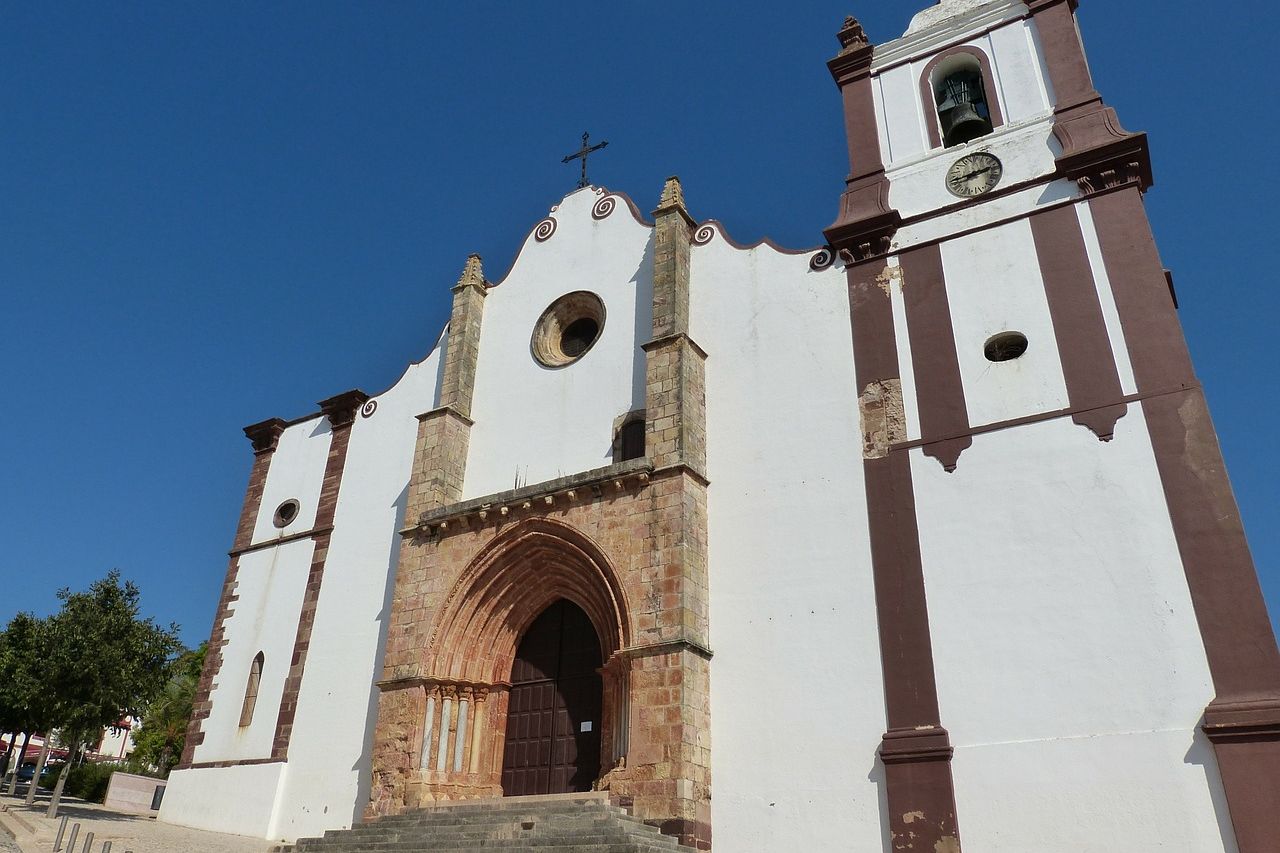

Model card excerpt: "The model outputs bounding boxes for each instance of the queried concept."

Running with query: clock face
[946,152,1003,198]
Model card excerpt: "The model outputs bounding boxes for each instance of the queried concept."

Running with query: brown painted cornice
[1056,112,1153,193]
[1203,696,1280,742]
[828,15,873,83]
[318,389,371,428]
[243,417,287,455]
[825,197,901,263]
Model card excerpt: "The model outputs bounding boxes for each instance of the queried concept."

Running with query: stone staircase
[275,792,688,852]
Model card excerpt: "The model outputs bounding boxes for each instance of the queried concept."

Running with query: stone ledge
[408,458,655,535]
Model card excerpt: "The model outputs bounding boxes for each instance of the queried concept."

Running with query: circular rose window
[273,499,300,528]
[531,292,606,368]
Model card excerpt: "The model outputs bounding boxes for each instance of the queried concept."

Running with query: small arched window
[239,652,264,728]
[922,49,1004,149]
[616,418,646,463]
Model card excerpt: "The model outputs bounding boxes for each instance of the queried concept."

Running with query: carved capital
[243,418,287,455]
[319,389,371,429]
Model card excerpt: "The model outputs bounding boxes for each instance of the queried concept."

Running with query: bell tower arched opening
[501,599,603,796]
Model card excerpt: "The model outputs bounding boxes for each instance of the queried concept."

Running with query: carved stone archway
[369,518,632,810]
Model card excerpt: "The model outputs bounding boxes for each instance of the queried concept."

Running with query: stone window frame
[919,45,1006,150]
[612,409,647,464]
[239,652,264,728]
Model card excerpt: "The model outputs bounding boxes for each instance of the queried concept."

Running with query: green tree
[42,571,182,817]
[0,613,58,799]
[128,643,206,777]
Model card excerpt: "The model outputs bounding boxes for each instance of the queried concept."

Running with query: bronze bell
[937,70,994,147]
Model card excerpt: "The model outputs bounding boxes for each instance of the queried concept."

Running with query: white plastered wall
[271,347,443,840]
[163,343,445,841]
[194,536,316,763]
[911,413,1233,851]
[251,419,333,544]
[692,237,889,853]
[940,217,1069,427]
[463,188,653,499]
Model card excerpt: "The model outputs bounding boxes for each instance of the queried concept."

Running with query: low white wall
[104,771,165,815]
[160,763,287,840]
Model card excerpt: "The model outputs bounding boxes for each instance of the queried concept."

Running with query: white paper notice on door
[580,721,593,732]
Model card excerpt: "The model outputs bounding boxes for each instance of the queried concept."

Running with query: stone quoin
[161,2,1280,851]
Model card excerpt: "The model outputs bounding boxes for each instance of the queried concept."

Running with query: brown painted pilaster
[272,390,367,760]
[1027,0,1152,191]
[1029,204,1127,440]
[824,17,901,261]
[899,246,971,471]
[848,259,961,853]
[1091,187,1280,852]
[178,417,286,769]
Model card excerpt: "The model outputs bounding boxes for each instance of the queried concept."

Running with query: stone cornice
[611,638,714,663]
[640,332,709,360]
[874,0,1027,72]
[415,405,475,427]
[230,524,334,558]
[407,458,654,535]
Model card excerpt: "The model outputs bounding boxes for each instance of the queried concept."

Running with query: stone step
[278,797,685,853]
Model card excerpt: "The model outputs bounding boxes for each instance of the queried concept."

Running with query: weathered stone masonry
[366,178,712,850]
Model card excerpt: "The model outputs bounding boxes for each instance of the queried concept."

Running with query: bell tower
[827,2,1280,851]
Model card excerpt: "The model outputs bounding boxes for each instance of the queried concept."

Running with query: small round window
[531,291,606,368]
[984,332,1029,362]
[273,499,300,528]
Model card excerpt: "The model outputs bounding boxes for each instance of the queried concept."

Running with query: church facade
[160,2,1280,851]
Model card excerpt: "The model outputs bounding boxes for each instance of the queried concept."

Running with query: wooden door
[502,599,603,796]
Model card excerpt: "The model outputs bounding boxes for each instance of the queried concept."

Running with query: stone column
[625,176,712,850]
[410,254,487,518]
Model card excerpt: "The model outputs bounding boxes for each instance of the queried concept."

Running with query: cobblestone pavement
[1,791,273,853]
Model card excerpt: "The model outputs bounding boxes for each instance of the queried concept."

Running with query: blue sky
[1,1,1276,649]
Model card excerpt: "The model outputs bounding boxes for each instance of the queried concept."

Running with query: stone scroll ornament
[533,217,557,242]
[692,224,716,246]
[361,399,378,419]
[809,248,836,271]
[591,195,616,220]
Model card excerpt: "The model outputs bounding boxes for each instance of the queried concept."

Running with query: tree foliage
[129,643,206,777]
[37,570,183,816]
[44,571,182,741]
[0,612,55,735]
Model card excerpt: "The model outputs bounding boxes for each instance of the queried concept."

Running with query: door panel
[501,600,603,796]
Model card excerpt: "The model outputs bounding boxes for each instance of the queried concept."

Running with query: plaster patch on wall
[876,263,904,297]
[859,379,907,459]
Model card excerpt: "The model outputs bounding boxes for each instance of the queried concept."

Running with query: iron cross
[562,132,609,189]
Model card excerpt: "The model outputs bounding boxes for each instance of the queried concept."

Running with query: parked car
[15,763,36,782]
